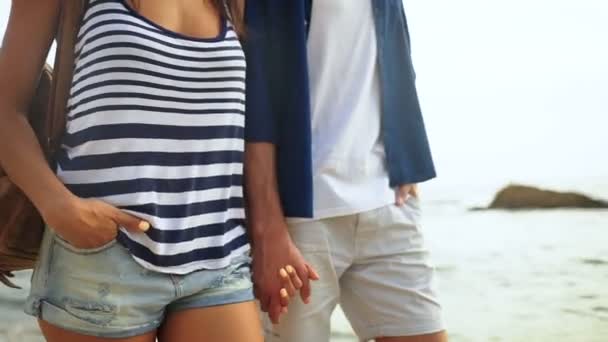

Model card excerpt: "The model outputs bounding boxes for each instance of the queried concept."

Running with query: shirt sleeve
[242,1,278,144]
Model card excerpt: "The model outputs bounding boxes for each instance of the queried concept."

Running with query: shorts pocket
[397,196,422,218]
[39,298,116,330]
[211,253,253,290]
[53,234,117,255]
[287,222,332,254]
[38,299,160,339]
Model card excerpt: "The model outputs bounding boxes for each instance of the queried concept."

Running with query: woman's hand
[278,264,319,308]
[42,195,149,249]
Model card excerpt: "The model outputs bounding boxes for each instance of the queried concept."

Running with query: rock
[581,258,608,266]
[486,185,608,209]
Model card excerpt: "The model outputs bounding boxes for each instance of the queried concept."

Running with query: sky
[1,1,606,196]
[404,0,608,195]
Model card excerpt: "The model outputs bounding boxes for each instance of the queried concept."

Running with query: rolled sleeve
[243,2,278,144]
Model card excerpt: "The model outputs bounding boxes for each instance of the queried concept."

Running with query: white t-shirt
[306,0,394,219]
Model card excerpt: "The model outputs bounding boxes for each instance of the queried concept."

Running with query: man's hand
[395,183,419,206]
[252,223,319,324]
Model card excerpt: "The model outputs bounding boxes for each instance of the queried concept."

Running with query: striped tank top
[56,0,248,274]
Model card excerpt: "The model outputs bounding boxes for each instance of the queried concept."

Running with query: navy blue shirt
[243,1,436,218]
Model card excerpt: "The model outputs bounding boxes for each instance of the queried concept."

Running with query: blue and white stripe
[57,0,249,274]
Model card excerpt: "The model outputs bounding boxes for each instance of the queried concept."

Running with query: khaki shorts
[264,198,444,342]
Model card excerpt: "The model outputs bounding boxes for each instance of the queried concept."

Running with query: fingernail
[286,265,295,274]
[279,268,288,278]
[304,297,311,304]
[282,307,288,314]
[138,221,150,231]
[280,288,288,298]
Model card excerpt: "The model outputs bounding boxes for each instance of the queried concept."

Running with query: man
[243,1,447,341]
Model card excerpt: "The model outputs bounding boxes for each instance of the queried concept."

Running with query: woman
[0,0,298,340]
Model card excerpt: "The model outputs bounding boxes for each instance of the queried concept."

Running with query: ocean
[329,183,608,342]
[1,185,607,342]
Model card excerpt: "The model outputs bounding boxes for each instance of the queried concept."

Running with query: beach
[0,271,40,342]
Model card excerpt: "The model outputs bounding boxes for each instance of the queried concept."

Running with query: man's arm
[244,143,286,239]
[245,143,318,324]
[242,2,318,324]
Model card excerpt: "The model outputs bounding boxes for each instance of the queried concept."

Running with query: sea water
[1,197,607,342]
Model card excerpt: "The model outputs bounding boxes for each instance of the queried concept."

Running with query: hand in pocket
[43,196,150,249]
[395,183,418,206]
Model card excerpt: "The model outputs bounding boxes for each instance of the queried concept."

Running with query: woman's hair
[214,0,246,37]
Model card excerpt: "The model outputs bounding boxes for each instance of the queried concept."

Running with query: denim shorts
[24,228,254,338]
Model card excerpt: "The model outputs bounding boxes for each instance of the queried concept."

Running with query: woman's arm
[0,1,148,248]
[0,0,67,214]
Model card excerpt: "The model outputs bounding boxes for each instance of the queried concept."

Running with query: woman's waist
[57,176,246,232]
[57,162,245,218]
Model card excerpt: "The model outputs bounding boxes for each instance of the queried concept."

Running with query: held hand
[42,195,149,249]
[278,264,319,308]
[252,225,320,324]
[395,183,419,206]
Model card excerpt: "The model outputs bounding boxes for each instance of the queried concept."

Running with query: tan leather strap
[45,0,86,158]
